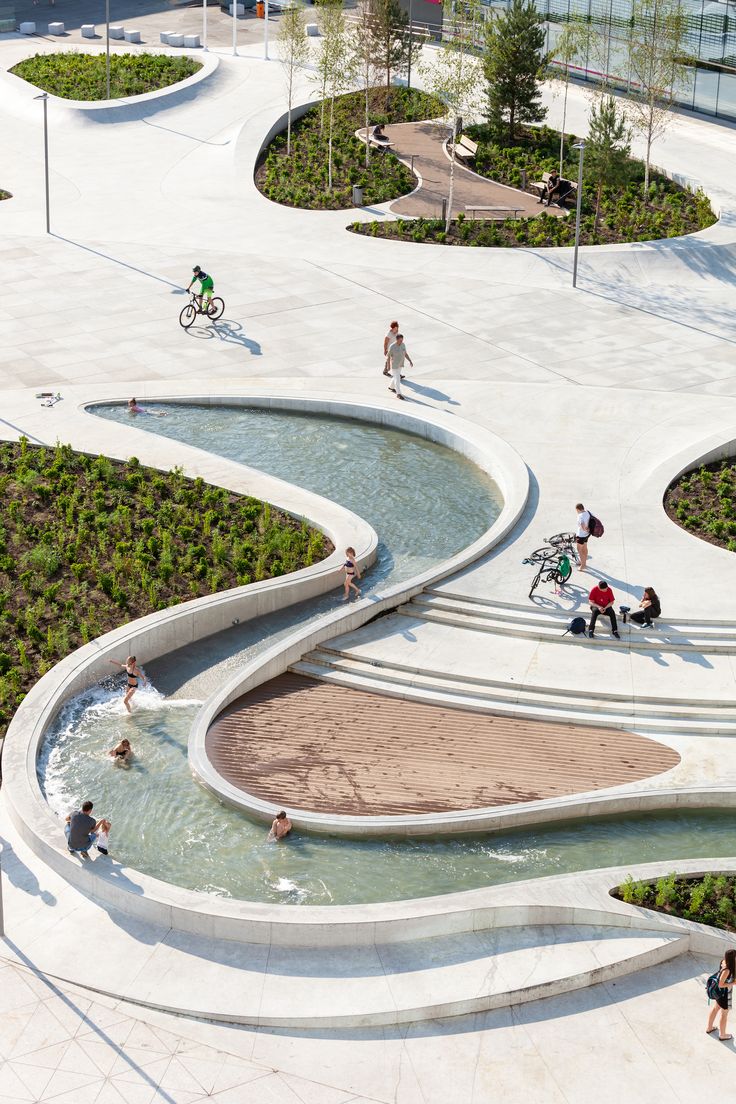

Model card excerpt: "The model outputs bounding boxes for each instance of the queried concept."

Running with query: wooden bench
[465,205,522,220]
[530,171,577,207]
[356,127,393,152]
[455,135,478,163]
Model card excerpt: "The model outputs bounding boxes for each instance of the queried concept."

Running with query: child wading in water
[108,656,147,712]
[108,738,133,767]
[342,547,361,601]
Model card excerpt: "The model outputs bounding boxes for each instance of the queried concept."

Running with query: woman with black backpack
[706,948,736,1040]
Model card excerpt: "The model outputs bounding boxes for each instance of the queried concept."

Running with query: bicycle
[544,531,579,565]
[179,291,225,330]
[523,551,573,600]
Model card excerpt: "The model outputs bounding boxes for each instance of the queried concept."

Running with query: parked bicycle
[179,291,225,330]
[522,532,576,599]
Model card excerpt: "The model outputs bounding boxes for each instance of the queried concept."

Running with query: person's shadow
[403,380,460,405]
[185,318,262,356]
[0,836,56,905]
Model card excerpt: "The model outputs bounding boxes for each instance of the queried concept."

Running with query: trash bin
[256,0,265,15]
[352,184,363,207]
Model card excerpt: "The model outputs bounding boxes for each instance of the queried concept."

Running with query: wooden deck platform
[205,673,681,817]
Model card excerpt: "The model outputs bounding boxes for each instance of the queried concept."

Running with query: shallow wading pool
[37,403,731,906]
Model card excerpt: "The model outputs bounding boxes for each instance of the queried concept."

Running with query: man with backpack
[575,503,604,570]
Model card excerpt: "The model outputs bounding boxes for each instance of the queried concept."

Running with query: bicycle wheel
[528,567,544,600]
[207,297,224,320]
[179,304,197,330]
[527,546,556,564]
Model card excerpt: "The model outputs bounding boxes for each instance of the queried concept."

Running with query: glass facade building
[487,0,736,122]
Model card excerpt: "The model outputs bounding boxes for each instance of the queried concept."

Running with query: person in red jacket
[588,580,620,639]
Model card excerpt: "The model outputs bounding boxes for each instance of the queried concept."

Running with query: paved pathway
[387,121,563,221]
[206,671,679,815]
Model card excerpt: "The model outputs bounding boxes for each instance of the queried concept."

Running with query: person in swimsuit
[128,397,167,417]
[108,738,133,767]
[268,810,293,841]
[108,655,147,712]
[342,547,361,601]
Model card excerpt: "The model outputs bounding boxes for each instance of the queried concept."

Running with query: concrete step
[29,924,689,1028]
[292,652,736,734]
[312,642,736,711]
[408,594,736,654]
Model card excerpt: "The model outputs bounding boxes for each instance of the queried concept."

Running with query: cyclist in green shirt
[187,265,214,311]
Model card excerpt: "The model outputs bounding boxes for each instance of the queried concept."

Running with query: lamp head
[573,141,586,151]
[33,92,49,101]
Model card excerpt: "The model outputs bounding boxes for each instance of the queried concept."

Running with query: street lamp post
[105,0,110,99]
[232,0,237,55]
[572,140,585,289]
[34,92,50,235]
[264,0,269,59]
[202,0,208,50]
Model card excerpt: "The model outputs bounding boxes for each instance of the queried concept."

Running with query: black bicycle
[179,291,225,329]
[544,531,579,564]
[524,551,573,600]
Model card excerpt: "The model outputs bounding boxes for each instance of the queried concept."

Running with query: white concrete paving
[1,32,736,1099]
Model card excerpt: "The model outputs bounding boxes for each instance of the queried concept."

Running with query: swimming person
[108,738,133,767]
[342,547,361,601]
[108,656,147,712]
[128,397,167,417]
[268,811,293,841]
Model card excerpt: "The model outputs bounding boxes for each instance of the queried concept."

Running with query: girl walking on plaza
[706,948,736,1040]
[108,656,147,712]
[342,547,361,601]
[383,321,399,374]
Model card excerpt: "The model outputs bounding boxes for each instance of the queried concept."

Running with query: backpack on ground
[563,616,587,637]
[588,514,604,538]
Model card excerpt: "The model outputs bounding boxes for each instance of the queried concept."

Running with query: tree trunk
[328,94,335,191]
[446,122,457,234]
[644,108,653,192]
[509,102,515,143]
[287,69,293,156]
[594,179,602,234]
[365,75,370,169]
[559,75,569,176]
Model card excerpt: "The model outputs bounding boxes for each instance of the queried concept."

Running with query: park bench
[454,135,478,163]
[356,126,393,152]
[465,204,522,220]
[529,171,577,208]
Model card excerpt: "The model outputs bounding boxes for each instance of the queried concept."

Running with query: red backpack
[588,514,604,538]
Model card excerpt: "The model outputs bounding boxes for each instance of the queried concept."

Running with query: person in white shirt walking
[386,334,413,400]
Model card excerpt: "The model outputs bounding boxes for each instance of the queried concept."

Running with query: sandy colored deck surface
[205,672,680,815]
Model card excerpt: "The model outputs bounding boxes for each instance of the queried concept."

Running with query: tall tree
[420,0,483,233]
[313,0,355,191]
[483,0,548,142]
[626,0,688,191]
[367,0,409,98]
[550,20,586,175]
[585,94,632,232]
[352,0,381,167]
[278,3,309,156]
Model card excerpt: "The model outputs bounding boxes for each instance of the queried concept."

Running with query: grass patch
[614,872,736,932]
[664,458,736,552]
[0,439,333,737]
[10,52,201,100]
[349,123,715,247]
[256,86,440,211]
[0,190,10,201]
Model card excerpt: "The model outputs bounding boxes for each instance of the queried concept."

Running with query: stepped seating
[409,590,736,654]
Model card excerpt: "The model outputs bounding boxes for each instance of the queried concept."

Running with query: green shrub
[11,52,201,101]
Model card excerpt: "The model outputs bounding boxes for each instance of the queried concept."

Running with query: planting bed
[0,439,331,736]
[664,458,736,552]
[349,124,715,247]
[10,52,201,100]
[256,86,439,211]
[615,872,736,932]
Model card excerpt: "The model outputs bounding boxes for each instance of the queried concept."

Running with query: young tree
[278,3,309,156]
[550,19,586,175]
[313,0,355,191]
[483,0,548,142]
[367,0,409,99]
[585,94,632,233]
[352,0,381,168]
[420,0,483,233]
[626,0,689,191]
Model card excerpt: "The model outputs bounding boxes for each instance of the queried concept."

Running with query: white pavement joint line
[305,259,581,387]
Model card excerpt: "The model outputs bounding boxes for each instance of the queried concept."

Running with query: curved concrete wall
[2,393,527,942]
